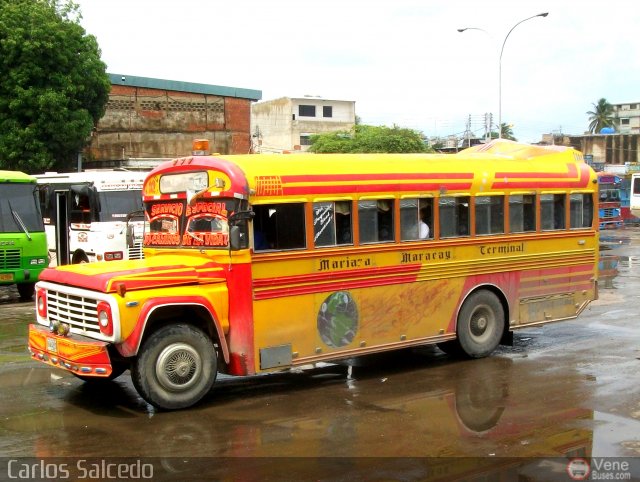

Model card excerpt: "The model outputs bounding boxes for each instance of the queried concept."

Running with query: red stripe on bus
[282,173,474,183]
[491,164,591,189]
[520,272,594,290]
[253,264,422,288]
[254,274,420,300]
[283,182,472,196]
[494,164,577,179]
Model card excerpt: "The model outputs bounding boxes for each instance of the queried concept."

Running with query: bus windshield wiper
[186,230,203,243]
[8,201,31,241]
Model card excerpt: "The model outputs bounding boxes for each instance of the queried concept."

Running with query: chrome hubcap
[156,343,201,391]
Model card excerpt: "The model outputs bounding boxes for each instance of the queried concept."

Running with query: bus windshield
[98,190,144,222]
[144,199,233,248]
[0,183,44,233]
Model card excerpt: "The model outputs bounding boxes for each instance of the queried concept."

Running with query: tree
[489,123,517,141]
[309,125,432,154]
[587,98,617,134]
[0,0,110,172]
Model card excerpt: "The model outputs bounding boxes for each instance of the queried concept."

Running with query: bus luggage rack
[46,289,101,335]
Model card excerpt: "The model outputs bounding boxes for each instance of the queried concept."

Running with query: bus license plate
[46,337,57,353]
[0,273,13,281]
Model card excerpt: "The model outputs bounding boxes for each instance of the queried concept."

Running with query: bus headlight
[36,288,47,319]
[97,301,113,336]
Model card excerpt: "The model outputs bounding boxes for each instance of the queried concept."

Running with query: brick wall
[86,85,254,163]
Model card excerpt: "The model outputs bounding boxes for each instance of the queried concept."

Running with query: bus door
[44,184,99,265]
[54,190,71,266]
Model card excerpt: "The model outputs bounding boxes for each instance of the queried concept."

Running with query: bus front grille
[46,289,100,334]
[0,249,20,269]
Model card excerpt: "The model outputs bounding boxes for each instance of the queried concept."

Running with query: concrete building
[612,102,640,134]
[251,96,356,153]
[84,74,261,168]
[540,132,640,172]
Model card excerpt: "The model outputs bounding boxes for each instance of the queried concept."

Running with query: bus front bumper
[28,324,114,378]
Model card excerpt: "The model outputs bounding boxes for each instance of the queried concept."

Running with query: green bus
[0,171,48,300]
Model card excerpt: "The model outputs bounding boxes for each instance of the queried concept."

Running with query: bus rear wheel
[131,324,217,410]
[455,290,505,358]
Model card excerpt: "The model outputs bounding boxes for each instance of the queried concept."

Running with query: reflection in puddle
[599,255,620,289]
[600,235,631,246]
[0,354,594,463]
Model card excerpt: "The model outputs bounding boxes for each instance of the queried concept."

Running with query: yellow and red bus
[28,140,598,409]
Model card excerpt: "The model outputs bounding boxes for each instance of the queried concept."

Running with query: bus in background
[597,172,623,229]
[0,171,48,300]
[630,173,640,220]
[35,170,146,266]
[28,140,598,409]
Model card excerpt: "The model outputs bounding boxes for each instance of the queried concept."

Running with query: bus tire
[72,252,89,264]
[131,324,217,410]
[17,282,35,301]
[456,290,504,358]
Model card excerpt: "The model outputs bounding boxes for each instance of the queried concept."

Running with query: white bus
[36,170,146,265]
[631,173,640,220]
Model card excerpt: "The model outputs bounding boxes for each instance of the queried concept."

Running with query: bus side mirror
[229,226,241,250]
[228,210,255,225]
[125,210,144,248]
[126,225,134,248]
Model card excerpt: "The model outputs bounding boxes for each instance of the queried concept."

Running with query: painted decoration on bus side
[317,291,358,348]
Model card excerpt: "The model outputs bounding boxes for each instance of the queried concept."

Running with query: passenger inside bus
[419,207,430,239]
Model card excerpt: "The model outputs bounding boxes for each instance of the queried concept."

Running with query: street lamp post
[459,12,548,139]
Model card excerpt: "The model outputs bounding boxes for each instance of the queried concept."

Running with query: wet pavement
[1,229,640,480]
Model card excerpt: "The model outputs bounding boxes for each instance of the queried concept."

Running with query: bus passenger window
[509,194,536,233]
[358,199,394,244]
[541,194,565,230]
[313,201,352,247]
[439,196,469,238]
[570,193,594,229]
[400,198,432,241]
[475,196,504,235]
[253,203,306,251]
[70,192,92,224]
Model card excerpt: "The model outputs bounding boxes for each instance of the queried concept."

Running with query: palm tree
[587,98,617,133]
[489,123,517,141]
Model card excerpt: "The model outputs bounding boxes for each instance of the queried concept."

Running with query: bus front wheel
[17,282,35,301]
[131,324,217,410]
[455,290,504,358]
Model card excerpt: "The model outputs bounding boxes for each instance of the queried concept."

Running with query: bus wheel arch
[457,287,507,358]
[137,303,228,369]
[442,286,508,359]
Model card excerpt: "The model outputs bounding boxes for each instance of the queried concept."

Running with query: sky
[73,0,640,144]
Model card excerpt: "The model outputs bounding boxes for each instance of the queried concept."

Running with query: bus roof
[35,170,146,191]
[144,141,595,201]
[0,170,36,183]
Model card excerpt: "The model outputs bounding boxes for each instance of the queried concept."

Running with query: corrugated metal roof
[108,73,262,101]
